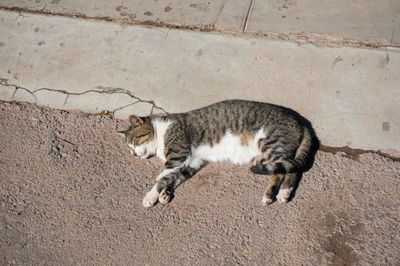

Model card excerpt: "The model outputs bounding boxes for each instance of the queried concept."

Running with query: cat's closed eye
[135,135,149,145]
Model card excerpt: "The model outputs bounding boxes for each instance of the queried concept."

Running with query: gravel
[1,101,399,265]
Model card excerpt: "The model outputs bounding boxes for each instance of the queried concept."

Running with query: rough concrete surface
[1,101,399,265]
[246,0,400,44]
[1,9,399,153]
[1,0,399,46]
[0,0,249,31]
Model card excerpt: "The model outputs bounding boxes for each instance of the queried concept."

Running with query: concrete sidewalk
[1,0,399,47]
[1,9,399,154]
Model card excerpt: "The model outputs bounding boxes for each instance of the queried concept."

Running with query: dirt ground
[0,101,399,265]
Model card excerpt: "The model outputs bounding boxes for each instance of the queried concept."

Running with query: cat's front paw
[142,190,159,208]
[261,195,274,205]
[158,189,173,204]
[276,188,292,203]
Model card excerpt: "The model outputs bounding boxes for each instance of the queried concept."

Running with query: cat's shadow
[285,138,320,203]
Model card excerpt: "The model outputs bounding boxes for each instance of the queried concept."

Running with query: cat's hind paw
[276,188,292,203]
[250,165,270,175]
[158,189,173,205]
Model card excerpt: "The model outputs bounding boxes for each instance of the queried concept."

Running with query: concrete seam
[319,145,400,163]
[0,78,169,116]
[1,6,399,49]
[243,0,255,32]
[1,92,398,162]
[1,78,398,161]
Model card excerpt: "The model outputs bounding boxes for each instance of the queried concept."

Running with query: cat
[118,99,317,207]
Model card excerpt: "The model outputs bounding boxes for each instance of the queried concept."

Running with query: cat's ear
[117,129,128,137]
[129,115,144,127]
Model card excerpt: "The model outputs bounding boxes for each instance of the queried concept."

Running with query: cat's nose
[129,149,136,156]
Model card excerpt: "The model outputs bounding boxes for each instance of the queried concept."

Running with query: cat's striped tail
[250,127,313,175]
[289,126,313,172]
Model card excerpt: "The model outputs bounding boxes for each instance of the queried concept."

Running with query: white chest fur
[152,119,172,162]
[192,129,265,165]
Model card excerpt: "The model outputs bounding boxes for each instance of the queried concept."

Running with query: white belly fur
[192,129,265,165]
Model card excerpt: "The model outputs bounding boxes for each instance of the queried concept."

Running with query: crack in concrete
[0,78,169,116]
[212,4,224,27]
[1,6,399,49]
[331,56,343,69]
[155,28,171,54]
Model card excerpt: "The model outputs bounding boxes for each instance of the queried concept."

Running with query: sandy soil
[0,101,399,265]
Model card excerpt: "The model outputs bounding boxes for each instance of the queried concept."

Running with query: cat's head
[118,115,157,159]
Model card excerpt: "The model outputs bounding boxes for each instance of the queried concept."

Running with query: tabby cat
[118,100,315,207]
